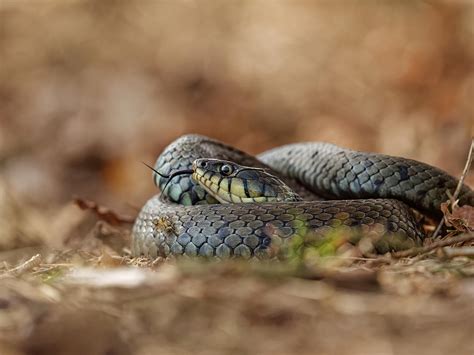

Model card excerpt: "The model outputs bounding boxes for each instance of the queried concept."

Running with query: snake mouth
[193,174,231,204]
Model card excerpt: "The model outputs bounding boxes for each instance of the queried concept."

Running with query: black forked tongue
[142,162,171,179]
[161,169,194,191]
[142,162,194,192]
[142,162,194,191]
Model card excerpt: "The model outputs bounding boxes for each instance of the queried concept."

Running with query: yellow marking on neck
[230,178,246,198]
[247,180,263,198]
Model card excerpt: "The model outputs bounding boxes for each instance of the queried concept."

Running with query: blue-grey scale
[132,134,473,258]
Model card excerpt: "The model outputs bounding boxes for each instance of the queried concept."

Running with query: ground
[1,204,473,355]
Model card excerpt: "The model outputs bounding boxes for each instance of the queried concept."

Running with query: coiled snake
[132,134,473,258]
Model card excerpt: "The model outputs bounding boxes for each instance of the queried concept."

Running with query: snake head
[192,158,302,204]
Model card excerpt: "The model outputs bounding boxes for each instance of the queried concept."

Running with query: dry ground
[1,212,473,355]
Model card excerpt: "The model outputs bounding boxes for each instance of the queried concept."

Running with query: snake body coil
[132,134,473,258]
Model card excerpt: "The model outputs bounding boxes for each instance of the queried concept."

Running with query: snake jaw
[192,171,231,203]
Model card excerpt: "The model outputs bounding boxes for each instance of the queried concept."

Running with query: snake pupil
[220,164,233,175]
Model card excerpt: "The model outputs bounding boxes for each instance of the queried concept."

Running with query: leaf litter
[0,142,473,355]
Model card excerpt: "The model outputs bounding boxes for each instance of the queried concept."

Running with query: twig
[453,138,474,201]
[432,138,473,239]
[438,246,474,259]
[391,233,474,258]
[4,254,42,277]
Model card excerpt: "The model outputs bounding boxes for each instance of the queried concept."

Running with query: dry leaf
[441,202,473,233]
[74,197,135,226]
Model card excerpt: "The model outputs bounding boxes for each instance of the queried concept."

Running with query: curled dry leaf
[441,202,473,233]
[74,197,135,226]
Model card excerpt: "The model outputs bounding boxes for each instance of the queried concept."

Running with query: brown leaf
[74,197,135,226]
[441,202,473,233]
[450,205,474,229]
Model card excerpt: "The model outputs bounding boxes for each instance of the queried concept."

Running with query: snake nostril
[199,161,207,168]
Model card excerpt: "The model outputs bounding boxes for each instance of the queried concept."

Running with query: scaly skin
[258,143,474,219]
[132,134,473,258]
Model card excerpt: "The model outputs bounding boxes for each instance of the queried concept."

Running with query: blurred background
[1,3,473,354]
[0,0,472,213]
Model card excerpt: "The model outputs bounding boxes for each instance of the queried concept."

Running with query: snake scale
[132,134,473,258]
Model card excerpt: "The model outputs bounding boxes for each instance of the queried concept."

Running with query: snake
[132,134,473,258]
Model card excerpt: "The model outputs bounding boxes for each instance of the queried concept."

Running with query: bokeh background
[1,0,473,212]
[1,3,474,354]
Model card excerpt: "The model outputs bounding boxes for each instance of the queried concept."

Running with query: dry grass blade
[432,138,474,239]
[391,233,474,258]
[2,253,42,277]
[452,138,474,201]
[438,246,474,259]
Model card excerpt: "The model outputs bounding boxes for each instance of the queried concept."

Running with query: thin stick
[432,138,474,239]
[453,138,474,200]
[391,233,474,258]
[438,246,474,259]
[4,254,42,277]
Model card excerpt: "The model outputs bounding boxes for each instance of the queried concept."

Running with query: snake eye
[198,161,207,168]
[220,164,233,176]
